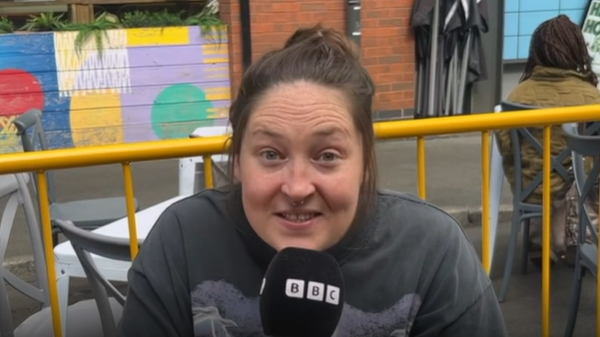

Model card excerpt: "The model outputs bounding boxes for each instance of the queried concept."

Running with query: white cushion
[15,298,123,337]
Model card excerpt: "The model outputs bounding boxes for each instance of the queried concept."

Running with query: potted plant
[0,16,15,34]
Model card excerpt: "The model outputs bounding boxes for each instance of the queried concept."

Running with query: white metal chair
[0,173,122,337]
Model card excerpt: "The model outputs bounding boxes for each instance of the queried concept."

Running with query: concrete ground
[2,134,596,336]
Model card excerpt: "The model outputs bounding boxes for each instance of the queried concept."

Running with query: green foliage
[0,16,14,34]
[0,7,226,56]
[120,8,226,43]
[122,10,184,28]
[21,12,65,32]
[185,10,226,44]
[59,12,121,57]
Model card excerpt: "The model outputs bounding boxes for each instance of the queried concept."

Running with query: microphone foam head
[259,247,344,337]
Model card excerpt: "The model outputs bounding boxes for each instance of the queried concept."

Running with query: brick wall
[219,0,415,119]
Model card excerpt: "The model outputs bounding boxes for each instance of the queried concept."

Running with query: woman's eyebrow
[250,127,284,139]
[250,126,350,140]
[312,126,351,139]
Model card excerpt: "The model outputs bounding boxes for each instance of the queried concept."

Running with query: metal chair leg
[520,218,530,274]
[563,252,584,337]
[499,211,522,302]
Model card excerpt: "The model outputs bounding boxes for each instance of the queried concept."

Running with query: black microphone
[259,247,345,337]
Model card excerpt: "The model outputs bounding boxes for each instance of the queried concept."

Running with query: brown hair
[227,23,377,202]
[521,14,598,86]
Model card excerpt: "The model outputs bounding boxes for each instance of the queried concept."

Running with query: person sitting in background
[497,15,600,267]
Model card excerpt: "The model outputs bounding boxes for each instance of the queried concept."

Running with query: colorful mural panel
[0,26,230,153]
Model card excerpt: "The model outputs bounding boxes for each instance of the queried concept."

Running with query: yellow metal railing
[2,105,600,337]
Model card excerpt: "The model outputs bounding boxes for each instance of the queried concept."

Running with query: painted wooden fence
[0,26,231,154]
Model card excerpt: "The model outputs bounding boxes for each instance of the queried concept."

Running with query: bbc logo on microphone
[285,279,340,305]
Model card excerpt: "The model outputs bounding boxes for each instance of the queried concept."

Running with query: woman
[497,15,600,266]
[118,25,507,336]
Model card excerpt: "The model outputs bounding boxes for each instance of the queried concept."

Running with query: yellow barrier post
[122,163,139,259]
[203,156,214,189]
[481,131,491,274]
[36,171,63,337]
[542,126,552,337]
[416,136,427,199]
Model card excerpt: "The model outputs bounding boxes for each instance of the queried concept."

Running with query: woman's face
[236,81,364,251]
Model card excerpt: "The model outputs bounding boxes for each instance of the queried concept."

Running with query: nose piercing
[291,200,305,207]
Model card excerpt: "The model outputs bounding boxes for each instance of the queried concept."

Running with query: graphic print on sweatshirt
[191,280,422,337]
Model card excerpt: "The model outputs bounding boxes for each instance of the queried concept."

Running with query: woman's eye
[320,152,338,162]
[262,150,280,160]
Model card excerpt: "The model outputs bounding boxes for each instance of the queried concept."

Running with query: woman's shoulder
[370,190,485,289]
[150,188,234,237]
[508,76,600,106]
[164,188,231,216]
[374,189,465,239]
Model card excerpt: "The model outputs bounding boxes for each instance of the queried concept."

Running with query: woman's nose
[281,160,316,201]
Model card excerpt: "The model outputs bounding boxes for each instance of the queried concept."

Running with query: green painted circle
[151,84,214,139]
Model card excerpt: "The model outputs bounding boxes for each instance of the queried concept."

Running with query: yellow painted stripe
[204,57,229,63]
[206,88,231,101]
[206,106,229,119]
[202,44,228,55]
[207,93,231,101]
[127,27,190,47]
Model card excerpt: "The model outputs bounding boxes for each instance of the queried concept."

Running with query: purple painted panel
[122,124,159,143]
[120,84,160,142]
[126,64,230,88]
[127,46,229,87]
[127,44,212,67]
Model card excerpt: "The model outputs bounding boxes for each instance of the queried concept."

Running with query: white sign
[582,0,600,78]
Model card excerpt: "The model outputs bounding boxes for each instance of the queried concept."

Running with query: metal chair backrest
[53,219,132,337]
[562,123,599,246]
[581,121,600,136]
[500,101,572,204]
[0,173,50,337]
[12,109,56,203]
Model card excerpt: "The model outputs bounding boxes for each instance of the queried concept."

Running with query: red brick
[220,0,416,111]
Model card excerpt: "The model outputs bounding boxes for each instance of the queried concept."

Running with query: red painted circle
[0,69,44,116]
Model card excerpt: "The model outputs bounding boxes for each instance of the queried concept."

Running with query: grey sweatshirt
[118,188,507,336]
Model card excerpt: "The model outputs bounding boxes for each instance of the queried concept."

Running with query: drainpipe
[347,0,361,47]
[239,0,252,71]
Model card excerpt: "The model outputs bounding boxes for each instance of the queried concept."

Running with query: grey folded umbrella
[411,0,489,118]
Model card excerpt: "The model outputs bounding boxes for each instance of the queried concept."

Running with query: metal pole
[239,0,252,72]
[470,0,504,113]
[457,33,472,114]
[427,0,441,117]
[347,0,361,47]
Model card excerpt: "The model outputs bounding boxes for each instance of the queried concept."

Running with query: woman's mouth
[279,213,319,222]
[275,212,322,230]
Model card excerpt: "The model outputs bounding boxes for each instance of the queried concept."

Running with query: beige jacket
[496,66,600,204]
